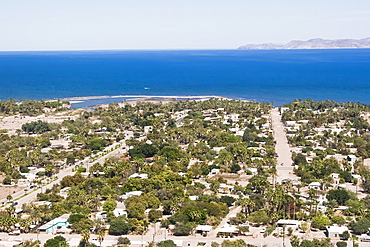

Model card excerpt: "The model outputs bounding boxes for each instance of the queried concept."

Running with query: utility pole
[282,224,286,247]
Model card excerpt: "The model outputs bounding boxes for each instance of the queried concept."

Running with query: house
[217,224,239,236]
[286,121,296,127]
[195,225,213,235]
[364,158,370,167]
[219,184,234,194]
[308,182,321,190]
[96,211,107,221]
[32,201,52,207]
[226,114,239,122]
[276,220,301,229]
[245,168,258,175]
[120,191,143,200]
[210,169,220,175]
[326,225,349,239]
[189,196,199,201]
[347,155,357,164]
[39,214,70,233]
[143,126,153,134]
[129,173,148,179]
[113,208,127,217]
[213,147,226,153]
[331,173,340,185]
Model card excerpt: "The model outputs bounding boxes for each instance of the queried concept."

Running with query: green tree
[349,217,370,234]
[327,189,355,205]
[44,236,68,247]
[22,121,51,134]
[148,209,162,222]
[311,216,331,230]
[102,200,116,212]
[247,211,270,225]
[97,229,105,247]
[109,218,131,235]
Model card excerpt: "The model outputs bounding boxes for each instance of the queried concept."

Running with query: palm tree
[19,219,32,233]
[97,229,105,247]
[236,198,255,215]
[6,205,16,217]
[15,239,41,247]
[80,229,90,247]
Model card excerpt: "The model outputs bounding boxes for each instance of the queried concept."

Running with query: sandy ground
[0,185,25,201]
[0,113,79,132]
[85,95,235,108]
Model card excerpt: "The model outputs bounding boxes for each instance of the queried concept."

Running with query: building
[195,225,213,235]
[326,225,349,240]
[276,219,301,230]
[129,173,148,179]
[308,182,321,190]
[113,208,127,217]
[120,190,143,200]
[39,214,70,233]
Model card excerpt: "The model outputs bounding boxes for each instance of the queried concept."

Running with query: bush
[157,240,176,247]
[117,237,130,245]
[2,176,12,185]
[336,242,347,247]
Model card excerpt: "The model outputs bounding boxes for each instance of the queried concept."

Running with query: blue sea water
[0,49,369,106]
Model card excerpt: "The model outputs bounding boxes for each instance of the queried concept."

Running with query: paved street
[270,108,298,183]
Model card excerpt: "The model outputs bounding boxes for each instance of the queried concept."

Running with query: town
[1,98,370,247]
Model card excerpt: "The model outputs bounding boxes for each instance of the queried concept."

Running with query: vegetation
[1,98,370,246]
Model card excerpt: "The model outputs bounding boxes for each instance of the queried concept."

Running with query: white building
[308,182,321,190]
[120,190,143,200]
[276,219,301,229]
[129,173,148,179]
[326,225,348,239]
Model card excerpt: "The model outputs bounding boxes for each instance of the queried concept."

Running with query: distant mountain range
[237,38,370,50]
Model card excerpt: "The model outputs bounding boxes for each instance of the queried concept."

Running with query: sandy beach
[59,94,238,108]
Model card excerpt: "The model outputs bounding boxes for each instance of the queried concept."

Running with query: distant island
[238,37,370,50]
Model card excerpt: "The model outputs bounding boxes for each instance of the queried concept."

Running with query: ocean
[0,49,369,106]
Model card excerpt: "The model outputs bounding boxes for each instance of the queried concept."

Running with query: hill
[238,37,370,50]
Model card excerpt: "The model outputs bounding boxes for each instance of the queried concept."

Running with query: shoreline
[56,95,244,109]
[59,95,231,101]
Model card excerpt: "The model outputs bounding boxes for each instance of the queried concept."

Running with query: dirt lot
[0,185,25,201]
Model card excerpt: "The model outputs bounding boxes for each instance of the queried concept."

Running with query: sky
[1,0,370,50]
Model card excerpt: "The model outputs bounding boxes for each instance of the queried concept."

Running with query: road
[270,108,298,183]
[0,140,127,210]
[2,229,363,247]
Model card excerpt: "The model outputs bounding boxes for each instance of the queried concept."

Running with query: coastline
[60,95,230,101]
[57,95,240,109]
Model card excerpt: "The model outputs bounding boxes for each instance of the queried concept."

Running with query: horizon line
[0,48,238,52]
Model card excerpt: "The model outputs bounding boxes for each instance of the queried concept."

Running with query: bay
[0,49,369,106]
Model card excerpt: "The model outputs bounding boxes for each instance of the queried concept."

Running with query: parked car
[260,227,266,233]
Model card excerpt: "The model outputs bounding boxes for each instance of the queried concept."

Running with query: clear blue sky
[1,0,370,50]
